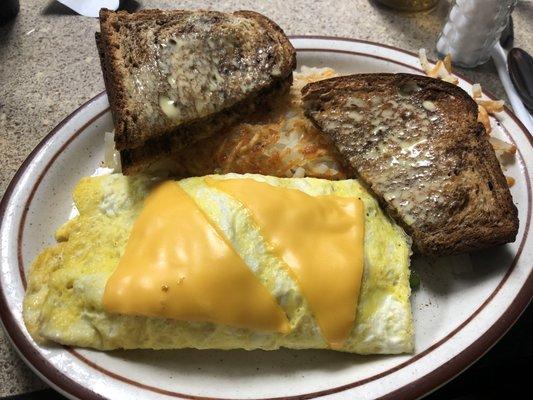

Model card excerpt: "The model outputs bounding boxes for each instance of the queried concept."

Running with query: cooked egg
[23,173,413,353]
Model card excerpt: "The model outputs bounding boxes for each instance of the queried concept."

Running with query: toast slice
[97,8,296,166]
[302,73,519,256]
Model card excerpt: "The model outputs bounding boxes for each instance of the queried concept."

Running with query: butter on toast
[302,73,519,256]
[97,8,296,172]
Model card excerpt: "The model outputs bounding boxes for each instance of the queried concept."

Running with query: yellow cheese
[24,173,413,353]
[207,178,364,347]
[102,181,290,333]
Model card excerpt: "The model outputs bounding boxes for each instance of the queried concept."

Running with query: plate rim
[1,36,532,400]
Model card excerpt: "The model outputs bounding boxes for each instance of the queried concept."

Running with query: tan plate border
[0,37,531,400]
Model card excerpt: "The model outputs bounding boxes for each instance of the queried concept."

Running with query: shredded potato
[421,56,459,84]
[418,49,515,179]
[161,67,348,180]
[478,105,491,133]
[431,61,458,84]
[443,54,452,73]
[476,99,505,113]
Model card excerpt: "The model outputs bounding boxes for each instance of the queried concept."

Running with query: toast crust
[302,73,519,256]
[98,8,296,152]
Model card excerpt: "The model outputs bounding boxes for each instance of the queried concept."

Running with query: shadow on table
[0,17,16,60]
[41,1,77,16]
[119,0,141,13]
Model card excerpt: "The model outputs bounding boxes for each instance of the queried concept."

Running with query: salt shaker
[436,0,517,68]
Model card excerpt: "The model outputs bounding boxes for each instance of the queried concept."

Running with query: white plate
[1,37,532,400]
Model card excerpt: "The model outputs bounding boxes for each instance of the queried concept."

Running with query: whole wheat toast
[302,73,519,256]
[97,8,296,168]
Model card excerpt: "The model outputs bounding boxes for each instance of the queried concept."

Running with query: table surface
[0,0,532,398]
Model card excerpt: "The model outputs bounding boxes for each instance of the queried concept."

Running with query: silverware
[508,48,533,112]
[499,15,514,49]
[491,16,533,132]
[499,17,533,114]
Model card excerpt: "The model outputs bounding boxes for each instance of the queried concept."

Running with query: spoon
[508,48,533,112]
[499,15,514,49]
[491,16,533,132]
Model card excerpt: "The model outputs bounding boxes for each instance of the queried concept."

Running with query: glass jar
[374,0,439,12]
[436,0,517,68]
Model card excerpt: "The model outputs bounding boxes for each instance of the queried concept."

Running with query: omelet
[23,173,413,353]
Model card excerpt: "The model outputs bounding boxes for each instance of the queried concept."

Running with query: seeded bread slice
[302,73,519,256]
[97,8,296,155]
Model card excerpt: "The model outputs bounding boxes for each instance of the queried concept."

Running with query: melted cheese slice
[207,178,365,347]
[103,181,290,333]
